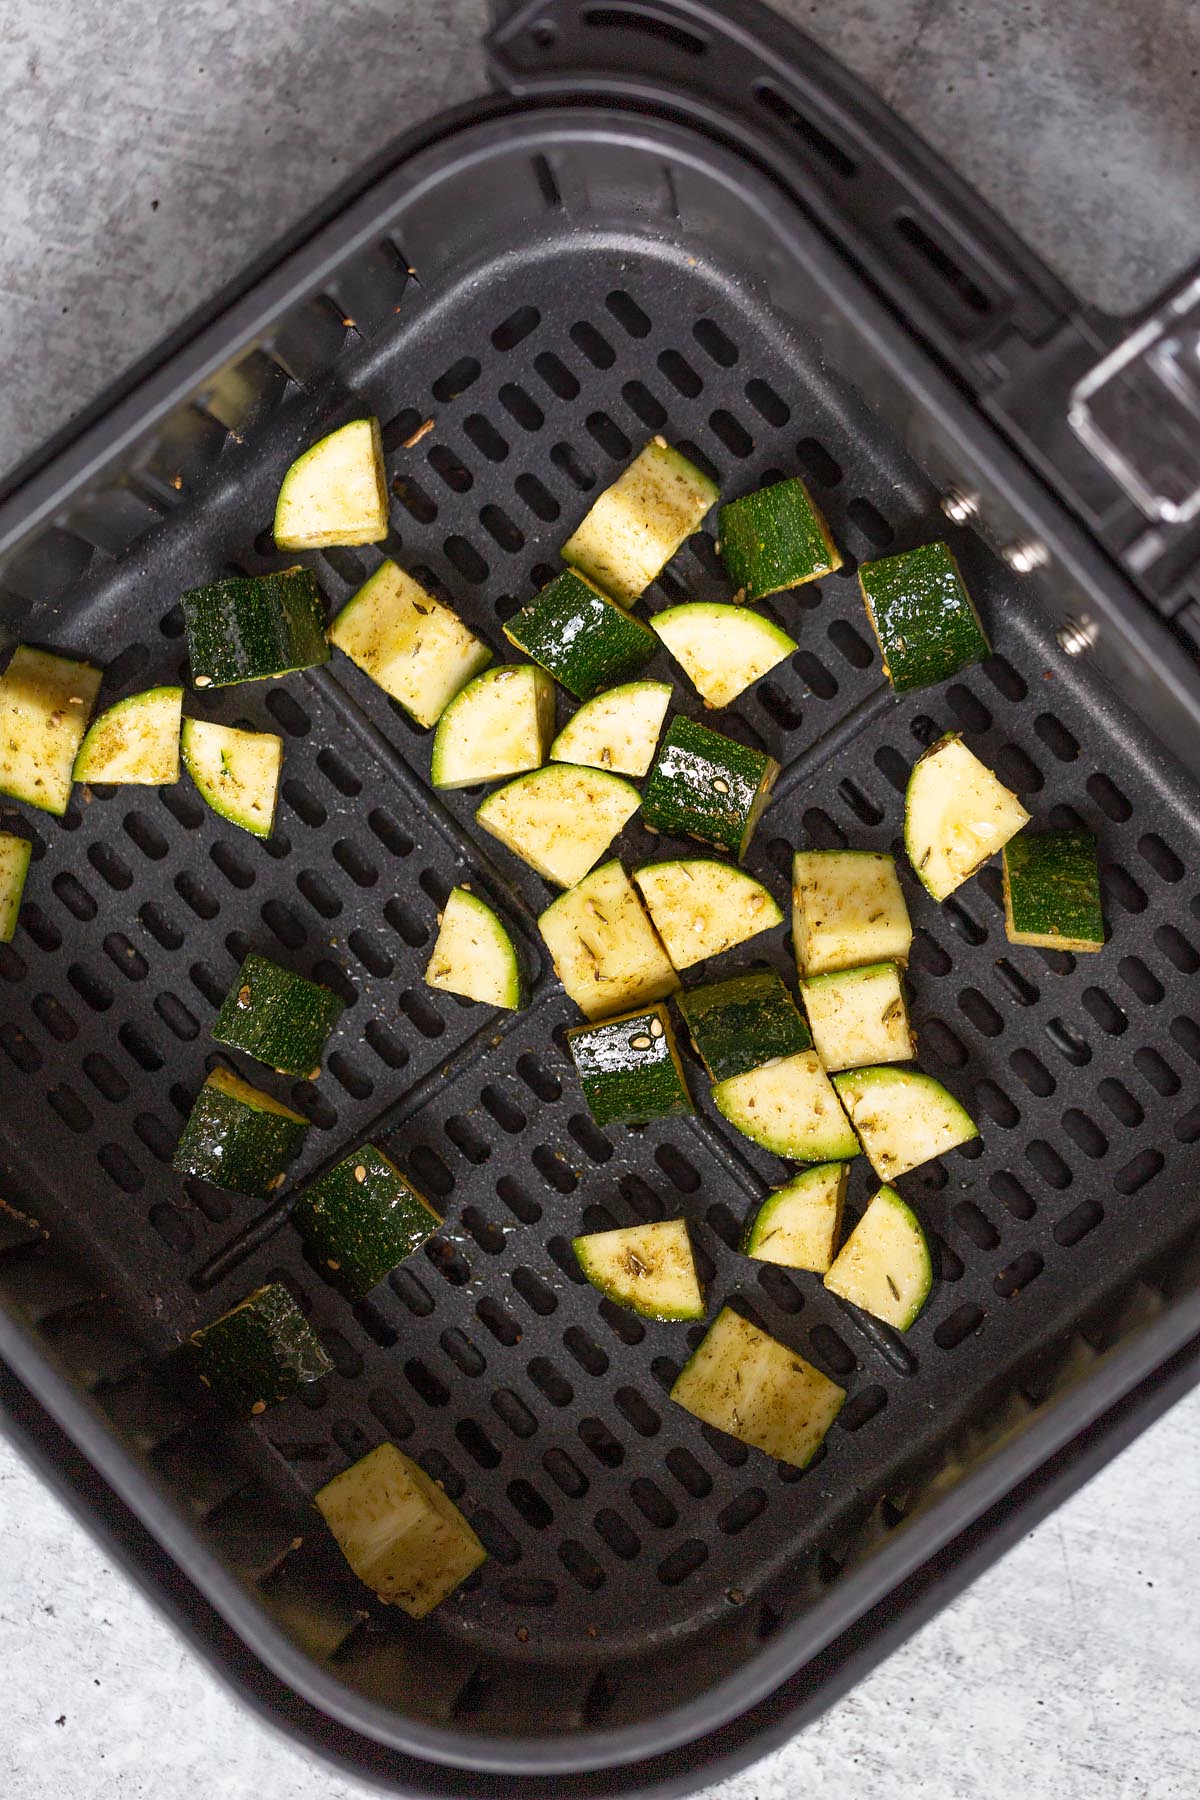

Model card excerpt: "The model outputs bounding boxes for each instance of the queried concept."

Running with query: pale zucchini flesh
[538,860,678,1020]
[633,859,782,970]
[713,1049,859,1160]
[824,1184,932,1329]
[562,439,719,604]
[73,685,183,784]
[651,602,796,708]
[549,680,671,777]
[801,961,914,1070]
[274,418,389,550]
[424,886,525,1009]
[430,664,555,789]
[0,831,32,942]
[573,1219,704,1320]
[905,733,1030,901]
[742,1162,848,1274]
[476,763,640,888]
[792,849,912,976]
[833,1065,979,1179]
[670,1305,845,1468]
[329,561,492,729]
[0,646,102,816]
[181,718,283,838]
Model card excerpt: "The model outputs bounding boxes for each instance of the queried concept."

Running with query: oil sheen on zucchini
[719,476,842,600]
[172,1066,309,1197]
[190,1282,332,1415]
[502,569,657,700]
[858,541,989,693]
[292,1144,442,1297]
[642,716,779,861]
[567,1002,693,1127]
[212,952,344,1076]
[677,968,811,1082]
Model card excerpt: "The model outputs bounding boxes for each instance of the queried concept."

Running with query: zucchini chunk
[476,763,640,888]
[742,1162,848,1274]
[677,968,811,1082]
[573,1218,704,1320]
[182,570,328,688]
[0,831,32,942]
[833,1065,978,1179]
[567,1002,693,1127]
[651,602,796,708]
[549,680,671,777]
[274,418,389,550]
[73,685,183,784]
[329,560,491,728]
[503,569,657,700]
[425,886,527,1009]
[859,541,989,693]
[633,859,782,969]
[670,1306,845,1468]
[190,1282,332,1416]
[792,849,912,976]
[1003,829,1104,951]
[905,732,1030,900]
[212,952,344,1076]
[713,1049,858,1161]
[292,1144,442,1298]
[643,716,779,861]
[0,646,102,815]
[824,1184,932,1329]
[719,476,841,601]
[181,717,283,838]
[315,1441,487,1617]
[430,664,554,789]
[173,1066,309,1197]
[801,961,914,1070]
[538,860,678,1020]
[562,437,719,605]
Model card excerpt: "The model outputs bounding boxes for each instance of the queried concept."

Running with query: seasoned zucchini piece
[742,1162,848,1274]
[905,733,1030,900]
[824,1184,932,1329]
[833,1065,978,1179]
[212,952,344,1076]
[792,849,912,977]
[633,860,781,970]
[73,685,183,784]
[181,718,283,838]
[476,763,639,888]
[643,716,779,861]
[801,961,914,1070]
[549,680,671,777]
[1002,829,1104,951]
[503,570,657,700]
[573,1219,704,1320]
[858,541,989,693]
[562,438,719,605]
[651,603,796,708]
[429,664,554,790]
[0,831,32,942]
[538,860,678,1021]
[670,1306,845,1467]
[316,1441,487,1617]
[173,1066,309,1197]
[713,1050,858,1161]
[0,646,102,815]
[719,476,841,601]
[190,1282,331,1415]
[329,560,491,728]
[182,570,328,688]
[425,887,526,1009]
[567,1002,693,1127]
[274,418,389,550]
[292,1144,442,1297]
[677,968,811,1082]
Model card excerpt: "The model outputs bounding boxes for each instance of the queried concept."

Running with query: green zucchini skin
[292,1144,442,1297]
[503,569,657,700]
[567,1003,694,1127]
[1003,829,1104,950]
[858,541,989,693]
[212,953,344,1076]
[182,569,329,688]
[642,716,778,859]
[190,1282,332,1415]
[719,477,841,600]
[172,1071,309,1197]
[677,969,811,1081]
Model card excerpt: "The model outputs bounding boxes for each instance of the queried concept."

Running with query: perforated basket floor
[2,108,1200,1752]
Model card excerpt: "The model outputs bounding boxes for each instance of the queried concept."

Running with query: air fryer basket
[2,5,1200,1793]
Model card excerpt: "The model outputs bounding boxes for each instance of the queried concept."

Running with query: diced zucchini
[741,1163,848,1274]
[181,718,283,838]
[562,438,719,605]
[476,763,639,888]
[858,541,989,693]
[643,716,779,861]
[274,418,389,550]
[832,1065,978,1179]
[429,664,555,789]
[0,646,102,816]
[1003,829,1104,951]
[792,849,912,977]
[315,1442,487,1617]
[292,1144,442,1298]
[425,887,526,1009]
[0,831,32,942]
[190,1282,332,1416]
[212,952,344,1076]
[538,860,678,1021]
[713,1050,858,1161]
[173,1066,309,1197]
[567,1002,693,1127]
[677,968,811,1082]
[633,860,782,970]
[824,1184,932,1329]
[905,733,1030,901]
[503,570,657,701]
[549,680,671,777]
[670,1306,845,1468]
[651,603,796,708]
[329,560,491,729]
[573,1219,704,1320]
[801,961,914,1070]
[719,477,841,601]
[182,570,328,689]
[73,686,183,784]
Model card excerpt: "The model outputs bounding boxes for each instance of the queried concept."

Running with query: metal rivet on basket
[940,486,979,524]
[1002,539,1050,575]
[1056,614,1100,656]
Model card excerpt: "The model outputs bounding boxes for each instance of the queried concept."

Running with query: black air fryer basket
[3,3,1200,1793]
